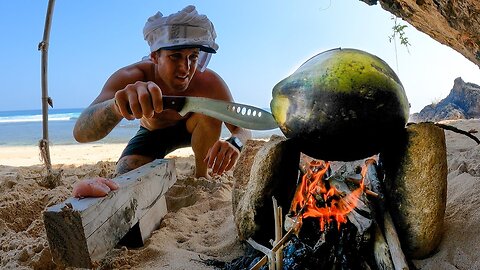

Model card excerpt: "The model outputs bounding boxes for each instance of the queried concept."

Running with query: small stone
[457,161,468,173]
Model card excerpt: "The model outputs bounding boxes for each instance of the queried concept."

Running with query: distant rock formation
[410,77,480,122]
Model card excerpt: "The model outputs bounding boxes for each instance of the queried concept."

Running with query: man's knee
[187,113,222,135]
[116,155,154,175]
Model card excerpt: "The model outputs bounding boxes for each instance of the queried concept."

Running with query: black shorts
[120,120,192,159]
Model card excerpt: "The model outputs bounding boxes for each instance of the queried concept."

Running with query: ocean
[0,108,282,146]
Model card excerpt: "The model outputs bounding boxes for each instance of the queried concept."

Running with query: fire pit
[227,121,450,270]
[221,49,458,270]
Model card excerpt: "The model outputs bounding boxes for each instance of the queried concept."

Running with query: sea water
[0,108,282,146]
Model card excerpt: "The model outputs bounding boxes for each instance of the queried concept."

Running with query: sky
[1,0,479,113]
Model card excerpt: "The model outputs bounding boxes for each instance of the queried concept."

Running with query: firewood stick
[250,256,268,270]
[364,159,384,199]
[272,197,281,270]
[254,197,284,270]
[246,238,275,270]
[365,189,380,198]
[346,177,362,185]
[275,206,283,270]
[249,221,300,270]
[373,222,395,270]
[273,198,280,245]
[345,177,380,198]
[384,211,409,270]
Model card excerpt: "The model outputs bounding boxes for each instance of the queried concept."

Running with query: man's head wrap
[143,5,218,71]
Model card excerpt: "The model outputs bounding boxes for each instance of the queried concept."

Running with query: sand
[0,119,479,269]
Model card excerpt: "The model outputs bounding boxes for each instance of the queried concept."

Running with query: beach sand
[0,119,479,269]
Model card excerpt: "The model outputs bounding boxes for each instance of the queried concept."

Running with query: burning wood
[290,159,374,234]
[227,155,413,270]
[363,158,409,270]
[225,130,444,270]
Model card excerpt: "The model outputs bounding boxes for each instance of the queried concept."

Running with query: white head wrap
[143,5,218,71]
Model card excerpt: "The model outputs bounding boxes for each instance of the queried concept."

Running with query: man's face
[154,48,200,93]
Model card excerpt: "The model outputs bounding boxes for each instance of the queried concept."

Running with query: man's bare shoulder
[189,69,230,99]
[102,60,155,93]
[115,60,154,80]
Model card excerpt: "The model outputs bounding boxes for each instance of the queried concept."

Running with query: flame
[290,159,368,231]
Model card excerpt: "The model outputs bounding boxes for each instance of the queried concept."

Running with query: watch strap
[226,136,243,152]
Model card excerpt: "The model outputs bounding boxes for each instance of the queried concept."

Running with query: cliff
[361,0,480,67]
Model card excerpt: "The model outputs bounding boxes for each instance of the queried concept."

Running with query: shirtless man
[72,6,251,197]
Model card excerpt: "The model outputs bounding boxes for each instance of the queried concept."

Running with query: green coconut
[270,48,410,161]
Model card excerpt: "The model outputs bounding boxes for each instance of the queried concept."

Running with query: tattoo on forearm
[115,156,151,175]
[76,101,121,141]
[115,158,132,175]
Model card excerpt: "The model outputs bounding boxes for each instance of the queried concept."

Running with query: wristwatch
[226,136,243,152]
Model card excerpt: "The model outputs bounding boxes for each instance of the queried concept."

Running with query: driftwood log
[43,159,176,268]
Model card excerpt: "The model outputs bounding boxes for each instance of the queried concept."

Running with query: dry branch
[432,122,480,144]
[249,220,300,270]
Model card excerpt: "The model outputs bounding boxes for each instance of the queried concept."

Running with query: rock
[360,0,480,67]
[233,135,300,245]
[410,103,466,122]
[411,78,480,122]
[232,139,267,215]
[382,122,447,259]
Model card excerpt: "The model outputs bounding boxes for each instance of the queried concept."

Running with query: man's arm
[196,70,253,175]
[73,99,122,142]
[73,62,151,143]
[225,123,252,146]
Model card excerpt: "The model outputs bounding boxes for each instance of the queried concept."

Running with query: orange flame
[290,159,368,231]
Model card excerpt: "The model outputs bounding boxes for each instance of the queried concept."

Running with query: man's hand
[203,140,240,175]
[72,177,119,198]
[114,81,163,120]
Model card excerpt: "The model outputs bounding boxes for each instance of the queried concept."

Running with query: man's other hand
[72,177,119,198]
[204,140,240,176]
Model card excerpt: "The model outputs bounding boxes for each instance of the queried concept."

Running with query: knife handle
[162,96,186,112]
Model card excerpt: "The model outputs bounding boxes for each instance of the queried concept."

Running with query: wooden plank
[139,195,167,243]
[43,159,177,268]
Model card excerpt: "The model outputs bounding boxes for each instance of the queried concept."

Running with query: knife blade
[162,96,278,130]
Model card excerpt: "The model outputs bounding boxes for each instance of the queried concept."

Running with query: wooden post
[43,159,176,268]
